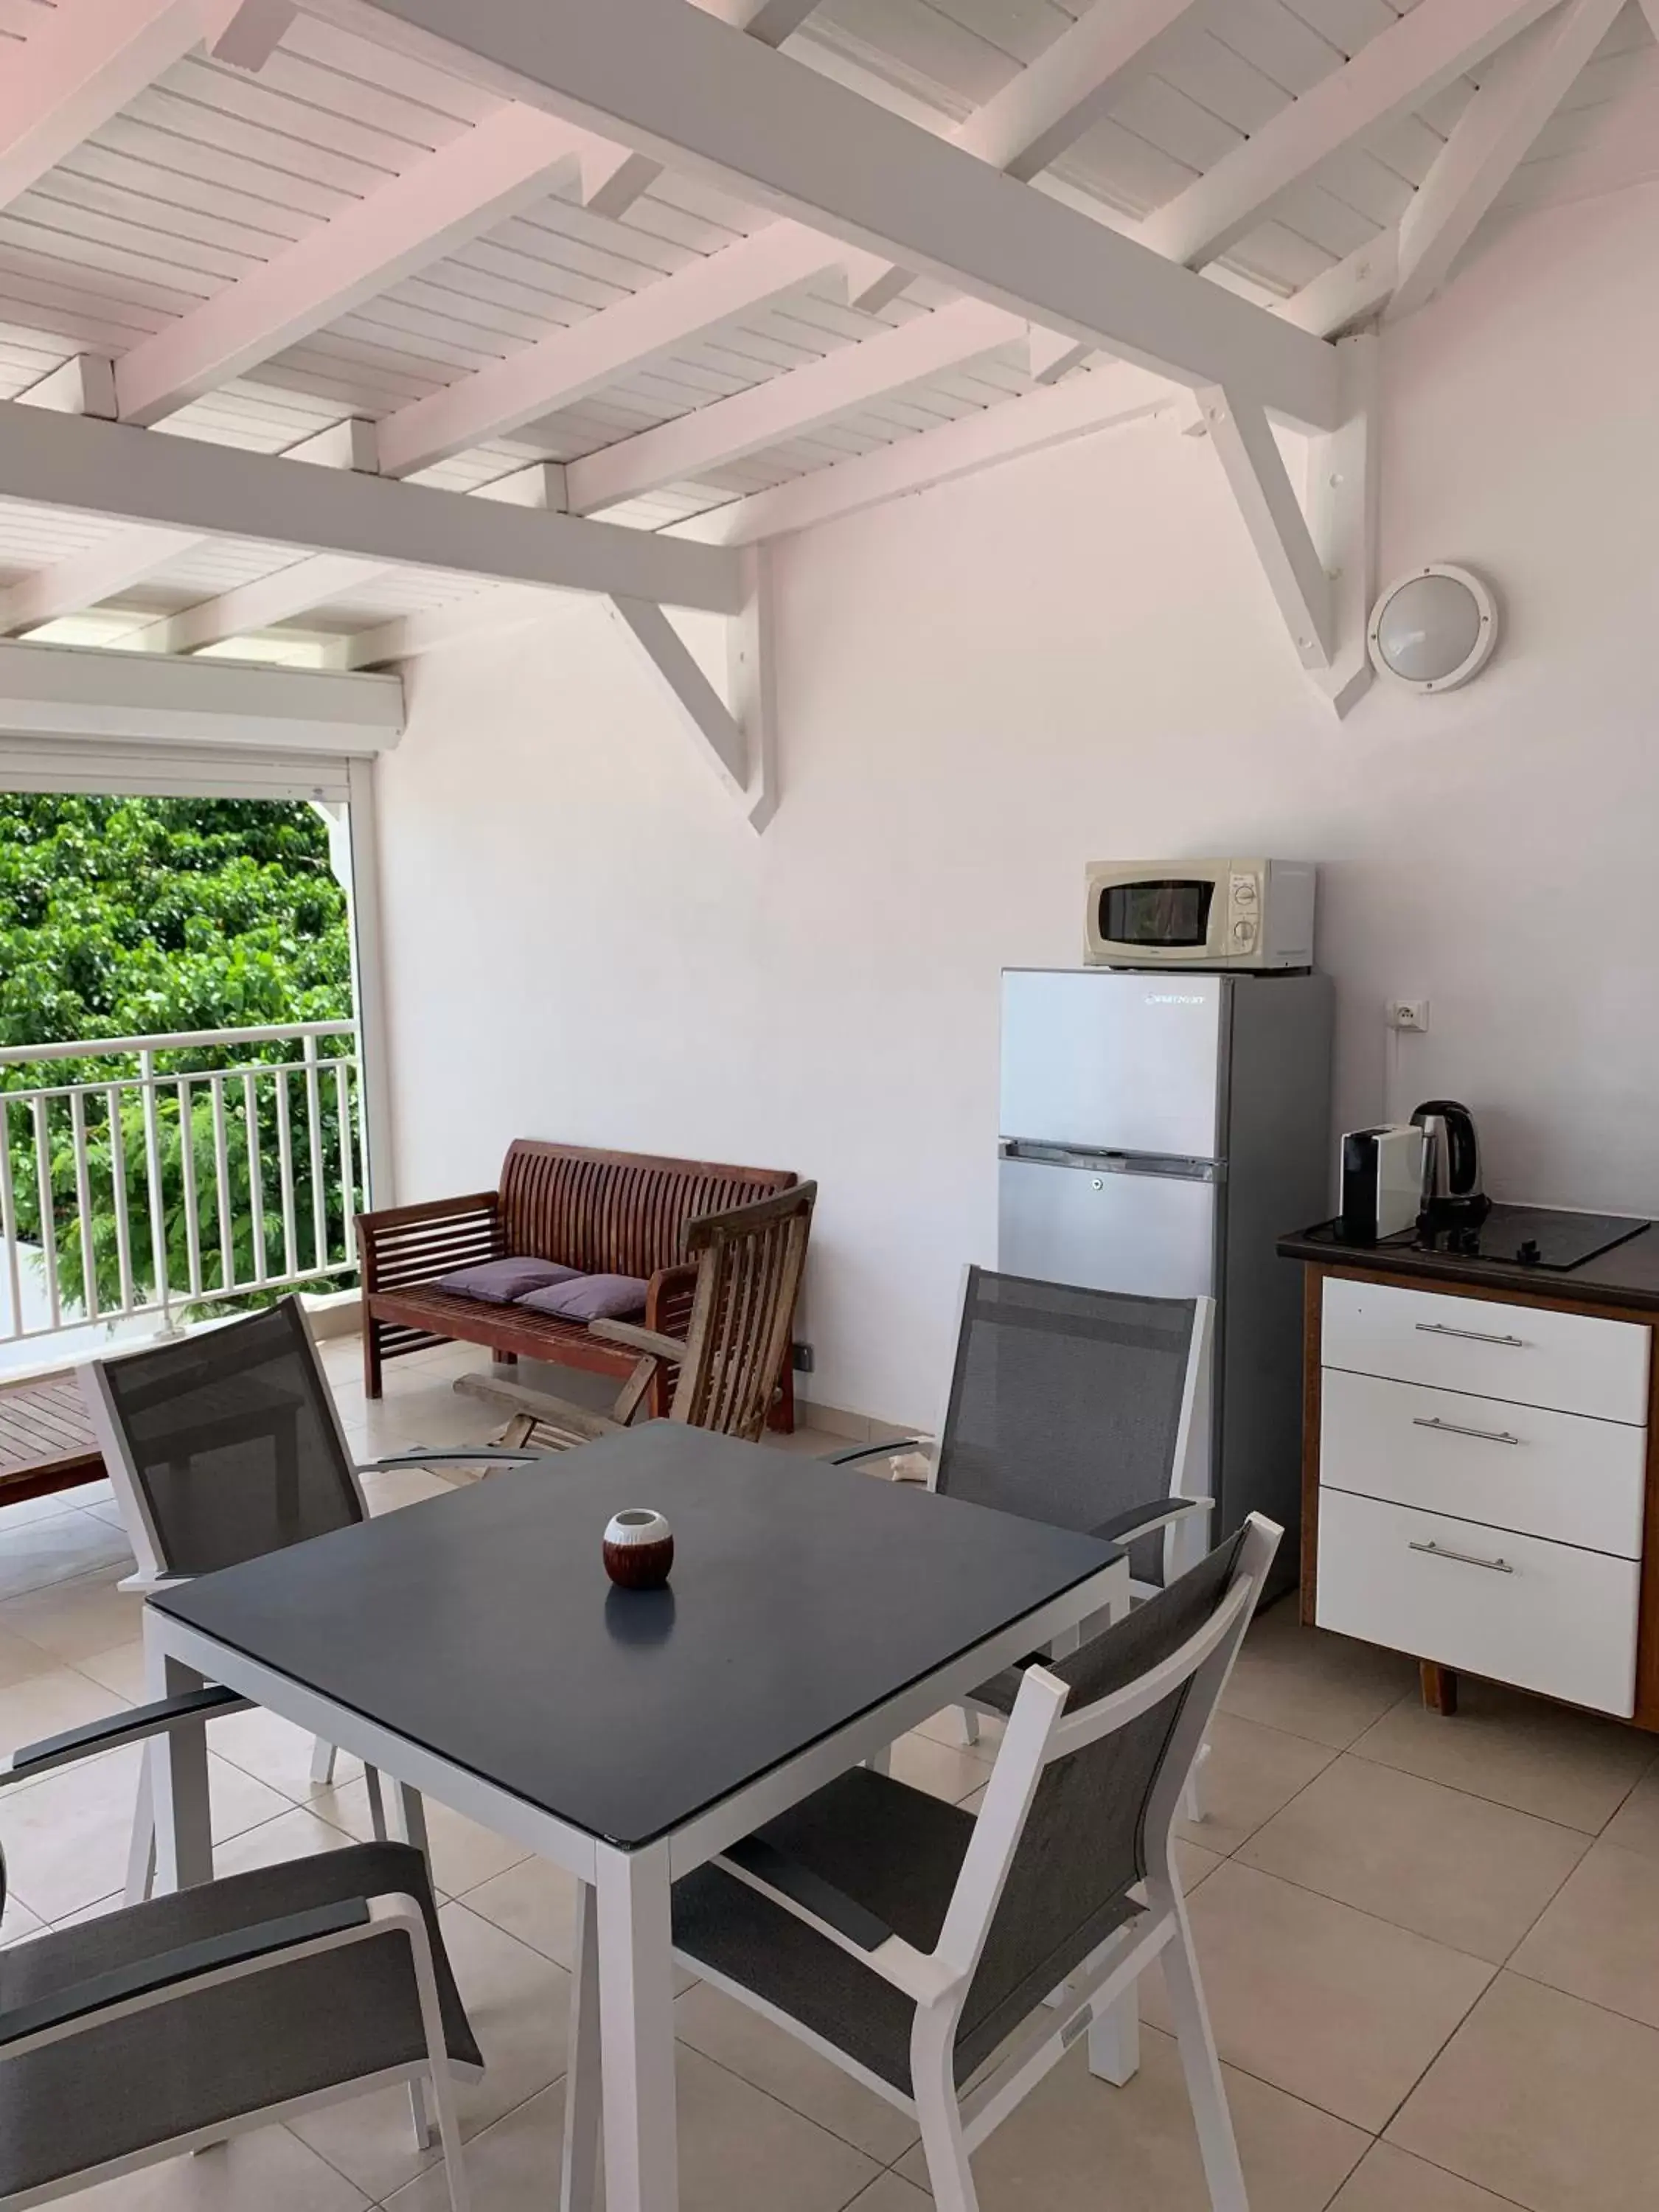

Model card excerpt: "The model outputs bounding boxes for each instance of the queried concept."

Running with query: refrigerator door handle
[999,1138,1223,1183]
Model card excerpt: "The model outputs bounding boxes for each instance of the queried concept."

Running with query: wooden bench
[355,1141,801,1427]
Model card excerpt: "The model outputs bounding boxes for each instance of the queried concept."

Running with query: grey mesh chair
[837,1269,1214,1745]
[0,1691,479,2211]
[561,1517,1279,2212]
[80,1296,542,1900]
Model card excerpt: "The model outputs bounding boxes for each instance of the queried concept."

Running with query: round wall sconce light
[1367,564,1498,693]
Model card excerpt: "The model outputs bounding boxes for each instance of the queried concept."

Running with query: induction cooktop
[1404,1203,1648,1270]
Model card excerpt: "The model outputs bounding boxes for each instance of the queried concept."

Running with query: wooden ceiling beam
[321,0,1341,429]
[0,403,745,613]
[571,0,827,223]
[669,361,1175,546]
[565,297,1030,516]
[0,0,213,214]
[852,0,1209,314]
[1140,0,1565,271]
[374,219,866,478]
[114,102,597,425]
[1388,0,1627,320]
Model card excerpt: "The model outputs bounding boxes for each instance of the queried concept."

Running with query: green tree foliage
[0,796,358,1321]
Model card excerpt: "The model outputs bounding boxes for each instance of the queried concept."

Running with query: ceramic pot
[602,1506,675,1589]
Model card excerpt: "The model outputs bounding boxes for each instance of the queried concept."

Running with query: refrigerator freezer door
[998,1156,1219,1299]
[1000,970,1227,1159]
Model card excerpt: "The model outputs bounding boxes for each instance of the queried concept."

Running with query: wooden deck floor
[0,1371,104,1503]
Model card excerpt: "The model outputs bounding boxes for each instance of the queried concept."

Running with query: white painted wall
[375,181,1659,1428]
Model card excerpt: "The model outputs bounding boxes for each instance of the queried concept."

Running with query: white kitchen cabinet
[1304,1268,1654,1726]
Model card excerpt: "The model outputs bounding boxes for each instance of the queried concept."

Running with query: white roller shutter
[0,736,352,801]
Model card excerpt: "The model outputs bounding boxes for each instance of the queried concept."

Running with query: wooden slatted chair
[455,1183,816,1453]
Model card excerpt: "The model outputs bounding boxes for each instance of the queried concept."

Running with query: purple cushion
[514,1273,650,1324]
[436,1256,580,1304]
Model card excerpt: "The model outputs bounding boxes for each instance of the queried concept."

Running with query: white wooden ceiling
[0,0,1653,660]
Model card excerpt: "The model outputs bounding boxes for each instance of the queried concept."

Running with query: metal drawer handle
[1413,1416,1521,1447]
[1409,1538,1514,1575]
[1414,1322,1526,1347]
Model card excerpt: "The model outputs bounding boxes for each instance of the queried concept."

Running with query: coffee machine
[1411,1099,1488,1235]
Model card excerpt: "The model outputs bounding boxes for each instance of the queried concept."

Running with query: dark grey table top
[150,1422,1121,1848]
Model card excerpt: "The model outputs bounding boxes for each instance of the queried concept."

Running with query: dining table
[142,1419,1127,2212]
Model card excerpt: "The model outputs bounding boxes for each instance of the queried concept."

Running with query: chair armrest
[587,1318,687,1363]
[355,1190,501,1293]
[359,1451,546,1471]
[0,1897,373,2053]
[721,1837,891,1952]
[645,1261,699,1342]
[3,1685,251,1787]
[712,1842,960,2004]
[826,1436,928,1467]
[1088,1496,1214,1547]
[453,1371,622,1444]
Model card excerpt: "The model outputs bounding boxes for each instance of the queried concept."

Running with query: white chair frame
[860,1273,1216,1770]
[0,1883,475,2212]
[79,1301,540,1903]
[561,1514,1278,2212]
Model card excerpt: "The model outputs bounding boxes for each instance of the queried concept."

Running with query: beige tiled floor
[3,1333,1658,2208]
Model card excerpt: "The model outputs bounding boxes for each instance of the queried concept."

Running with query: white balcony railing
[0,1021,364,1353]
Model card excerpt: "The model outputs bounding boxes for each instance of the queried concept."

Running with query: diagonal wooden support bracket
[1199,332,1377,719]
[609,549,776,831]
[1198,388,1335,672]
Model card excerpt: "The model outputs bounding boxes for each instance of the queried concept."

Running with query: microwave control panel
[1228,870,1262,952]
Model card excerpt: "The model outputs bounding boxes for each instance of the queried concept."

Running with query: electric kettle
[1411,1099,1488,1227]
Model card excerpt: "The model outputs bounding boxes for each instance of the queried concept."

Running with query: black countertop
[1279,1211,1659,1314]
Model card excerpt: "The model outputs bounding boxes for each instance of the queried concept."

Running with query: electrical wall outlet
[1388,998,1430,1033]
[792,1341,815,1374]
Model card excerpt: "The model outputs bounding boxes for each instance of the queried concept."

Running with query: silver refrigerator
[998,967,1332,1587]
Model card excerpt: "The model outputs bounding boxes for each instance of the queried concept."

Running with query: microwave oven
[1083,859,1316,970]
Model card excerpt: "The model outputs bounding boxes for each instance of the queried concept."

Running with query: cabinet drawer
[1320,1368,1647,1559]
[1316,1489,1639,1717]
[1322,1276,1650,1424]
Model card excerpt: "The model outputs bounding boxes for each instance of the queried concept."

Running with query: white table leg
[144,1615,212,1893]
[595,1840,678,2212]
[562,1879,603,2212]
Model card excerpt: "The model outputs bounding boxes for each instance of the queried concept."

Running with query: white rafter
[670,361,1175,546]
[114,104,602,425]
[1388,0,1627,321]
[1279,235,1399,340]
[954,0,1206,181]
[852,0,1208,314]
[139,460,566,652]
[0,0,217,213]
[12,356,117,418]
[0,526,201,639]
[0,355,186,636]
[329,585,559,669]
[15,414,373,650]
[0,403,745,613]
[580,0,827,223]
[1140,0,1563,271]
[375,219,866,478]
[202,0,296,67]
[565,298,1030,516]
[330,0,1343,431]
